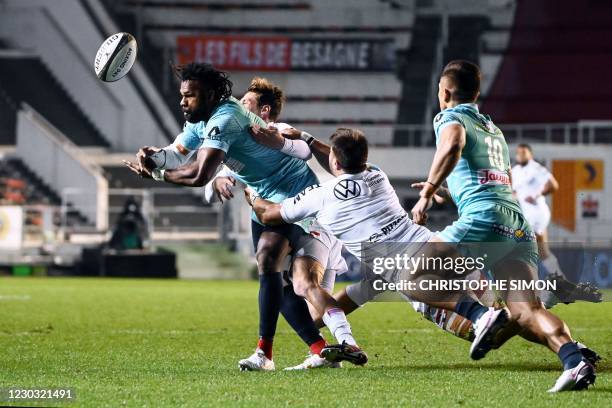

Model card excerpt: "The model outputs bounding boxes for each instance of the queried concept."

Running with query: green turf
[0,278,610,407]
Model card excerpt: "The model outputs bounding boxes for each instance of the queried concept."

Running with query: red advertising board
[177,35,395,72]
[177,36,292,71]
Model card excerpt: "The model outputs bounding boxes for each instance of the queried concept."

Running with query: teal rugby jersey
[176,97,319,204]
[433,103,521,216]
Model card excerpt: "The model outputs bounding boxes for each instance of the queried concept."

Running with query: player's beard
[183,104,208,123]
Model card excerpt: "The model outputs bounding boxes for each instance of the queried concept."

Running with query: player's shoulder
[530,159,550,173]
[433,107,465,129]
[183,120,204,133]
[363,165,388,182]
[209,97,241,122]
[289,183,326,206]
[205,97,247,136]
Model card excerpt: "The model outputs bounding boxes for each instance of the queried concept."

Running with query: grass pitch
[0,277,610,407]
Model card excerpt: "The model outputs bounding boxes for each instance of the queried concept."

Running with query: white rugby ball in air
[94,32,138,82]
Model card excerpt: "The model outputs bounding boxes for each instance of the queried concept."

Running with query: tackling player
[249,124,600,369]
[410,60,596,392]
[244,127,512,364]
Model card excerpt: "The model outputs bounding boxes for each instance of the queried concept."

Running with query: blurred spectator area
[0,157,60,206]
[103,165,218,232]
[482,0,612,126]
[0,156,88,229]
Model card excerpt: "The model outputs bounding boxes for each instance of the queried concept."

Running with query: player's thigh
[254,223,296,272]
[292,257,325,298]
[448,207,536,268]
[292,233,331,274]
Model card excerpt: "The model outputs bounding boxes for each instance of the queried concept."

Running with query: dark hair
[247,77,284,121]
[173,62,233,101]
[441,60,481,102]
[330,128,368,173]
[517,143,533,152]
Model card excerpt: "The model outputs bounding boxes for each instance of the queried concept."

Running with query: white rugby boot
[548,359,596,392]
[284,353,342,370]
[469,307,509,360]
[238,349,275,372]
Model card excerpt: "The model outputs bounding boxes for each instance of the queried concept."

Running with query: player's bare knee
[255,246,284,274]
[291,269,316,298]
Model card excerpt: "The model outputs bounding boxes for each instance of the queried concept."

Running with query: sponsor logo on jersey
[477,169,510,186]
[207,126,221,141]
[333,179,361,200]
[491,223,535,242]
[368,214,408,242]
[485,121,496,133]
[365,173,384,188]
[293,184,321,204]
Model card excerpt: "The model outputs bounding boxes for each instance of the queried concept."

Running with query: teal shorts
[437,204,539,269]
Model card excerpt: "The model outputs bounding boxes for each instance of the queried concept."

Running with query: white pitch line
[0,295,31,301]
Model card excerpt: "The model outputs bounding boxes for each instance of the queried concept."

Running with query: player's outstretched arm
[411,124,465,224]
[281,127,332,174]
[249,125,312,161]
[162,147,226,187]
[244,188,285,225]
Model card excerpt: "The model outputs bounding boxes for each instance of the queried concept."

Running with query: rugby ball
[94,32,138,82]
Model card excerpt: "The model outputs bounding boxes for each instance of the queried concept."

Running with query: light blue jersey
[433,103,521,216]
[176,97,319,213]
[434,104,536,263]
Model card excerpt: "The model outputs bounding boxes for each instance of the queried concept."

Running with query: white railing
[16,104,109,230]
[389,121,612,146]
[108,187,219,233]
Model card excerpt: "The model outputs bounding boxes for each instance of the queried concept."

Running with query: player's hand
[411,182,447,204]
[280,127,302,140]
[136,146,161,176]
[123,160,152,179]
[213,176,236,203]
[411,196,433,225]
[249,125,284,149]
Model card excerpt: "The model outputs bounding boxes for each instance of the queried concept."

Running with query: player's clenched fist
[410,196,432,225]
[213,176,236,202]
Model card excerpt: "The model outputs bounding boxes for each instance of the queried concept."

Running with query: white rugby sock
[322,307,357,346]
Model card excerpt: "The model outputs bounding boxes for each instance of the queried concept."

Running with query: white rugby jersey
[512,159,552,210]
[279,167,432,260]
[270,122,293,132]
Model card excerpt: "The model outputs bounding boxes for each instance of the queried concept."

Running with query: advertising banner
[176,35,395,71]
